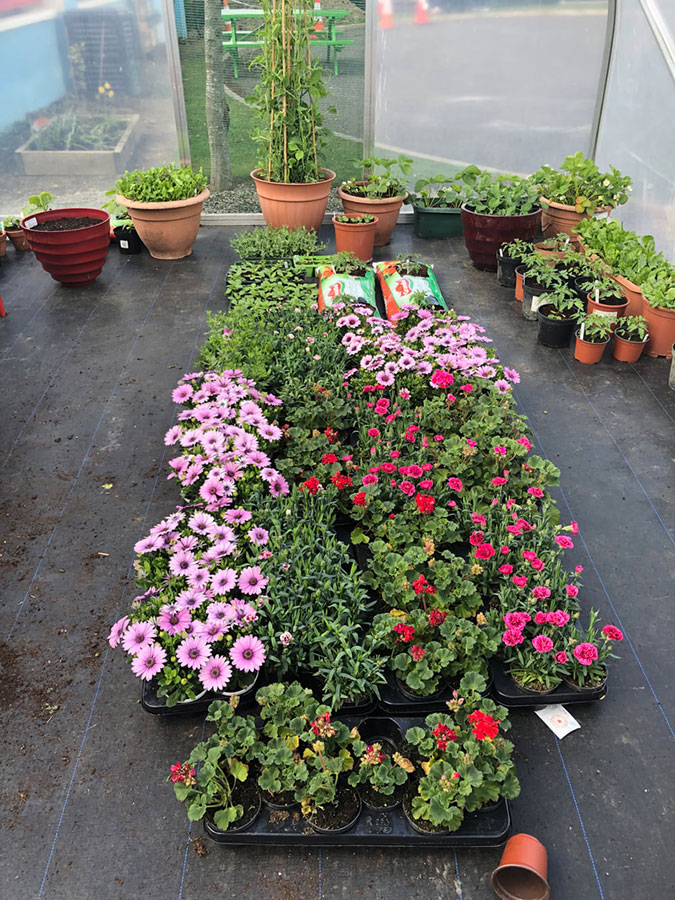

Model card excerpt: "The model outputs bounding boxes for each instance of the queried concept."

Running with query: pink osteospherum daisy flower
[131,644,167,681]
[248,526,269,546]
[108,615,129,648]
[199,655,233,692]
[230,635,266,672]
[211,567,237,595]
[176,636,212,670]
[122,621,156,654]
[238,566,269,596]
[157,605,192,636]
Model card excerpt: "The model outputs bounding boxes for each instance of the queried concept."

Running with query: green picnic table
[221,8,352,78]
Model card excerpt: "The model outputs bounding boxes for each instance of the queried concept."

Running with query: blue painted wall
[0,16,68,132]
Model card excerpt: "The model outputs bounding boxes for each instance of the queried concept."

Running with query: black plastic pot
[522,277,548,322]
[489,659,607,707]
[496,251,523,288]
[141,672,259,716]
[308,788,362,835]
[378,670,492,715]
[537,305,577,348]
[356,716,403,753]
[113,226,144,255]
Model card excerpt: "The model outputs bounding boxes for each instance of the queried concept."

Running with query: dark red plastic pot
[20,208,111,286]
[461,204,541,272]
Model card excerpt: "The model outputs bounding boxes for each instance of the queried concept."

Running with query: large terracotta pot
[586,291,628,326]
[491,833,550,900]
[116,189,210,259]
[540,196,612,244]
[641,295,675,359]
[610,272,643,316]
[332,214,378,261]
[20,208,110,286]
[338,184,408,247]
[460,204,541,272]
[251,169,334,232]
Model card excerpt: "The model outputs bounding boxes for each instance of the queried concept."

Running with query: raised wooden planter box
[15,114,140,177]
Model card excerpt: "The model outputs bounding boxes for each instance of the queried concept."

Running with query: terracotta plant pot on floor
[5,227,30,251]
[461,205,541,272]
[641,296,675,359]
[612,333,648,363]
[586,291,628,324]
[338,184,408,247]
[116,189,210,259]
[0,230,6,257]
[21,208,111,286]
[540,196,611,244]
[491,832,550,900]
[332,213,378,261]
[574,331,609,364]
[251,169,334,232]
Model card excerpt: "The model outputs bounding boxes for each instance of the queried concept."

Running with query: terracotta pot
[6,228,30,251]
[251,169,334,232]
[533,240,566,262]
[332,213,378,261]
[0,230,6,257]
[641,295,675,359]
[610,272,643,316]
[574,331,609,364]
[20,208,111,286]
[612,333,648,363]
[491,832,550,900]
[540,195,612,244]
[515,265,526,302]
[461,204,541,272]
[586,290,628,326]
[116,189,210,259]
[338,184,408,247]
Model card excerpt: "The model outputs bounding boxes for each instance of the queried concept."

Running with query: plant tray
[377,670,493,716]
[489,659,607,707]
[204,797,510,847]
[140,679,257,716]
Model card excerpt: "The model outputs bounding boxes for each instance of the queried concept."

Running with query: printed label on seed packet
[535,704,580,739]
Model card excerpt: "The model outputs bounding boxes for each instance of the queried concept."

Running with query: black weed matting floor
[1,227,673,900]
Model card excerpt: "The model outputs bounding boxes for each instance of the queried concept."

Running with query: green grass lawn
[178,40,362,187]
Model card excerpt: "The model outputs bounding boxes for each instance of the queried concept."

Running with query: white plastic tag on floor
[534,704,580,739]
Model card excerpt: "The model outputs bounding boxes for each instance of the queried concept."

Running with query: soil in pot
[359,781,406,811]
[562,671,607,693]
[307,785,361,833]
[261,789,298,810]
[32,217,101,231]
[537,305,577,348]
[228,780,262,831]
[402,784,450,835]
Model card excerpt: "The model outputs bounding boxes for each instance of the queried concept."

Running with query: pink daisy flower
[238,566,269,596]
[157,605,192,636]
[202,620,227,643]
[230,635,266,672]
[108,615,129,648]
[176,636,212,670]
[131,644,167,681]
[199,655,233,692]
[211,568,237,595]
[248,526,269,546]
[122,621,156,654]
[225,508,252,525]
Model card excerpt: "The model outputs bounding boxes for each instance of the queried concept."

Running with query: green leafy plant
[573,217,667,286]
[2,216,22,231]
[29,112,127,152]
[249,0,331,183]
[577,273,625,304]
[539,282,584,320]
[114,163,208,203]
[102,195,133,230]
[522,255,566,290]
[533,151,632,213]
[340,155,413,199]
[613,315,649,342]
[577,312,614,343]
[231,225,326,259]
[348,741,410,803]
[21,192,55,217]
[295,707,355,814]
[394,252,428,275]
[409,166,481,209]
[334,213,375,224]
[500,238,535,262]
[642,269,675,311]
[464,171,540,216]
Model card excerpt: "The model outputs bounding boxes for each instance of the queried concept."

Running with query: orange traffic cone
[380,0,394,29]
[415,0,428,24]
[222,0,232,34]
[313,0,324,34]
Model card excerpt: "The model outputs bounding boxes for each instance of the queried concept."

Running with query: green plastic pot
[412,205,463,239]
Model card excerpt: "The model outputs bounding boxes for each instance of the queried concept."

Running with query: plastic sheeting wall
[595,0,675,256]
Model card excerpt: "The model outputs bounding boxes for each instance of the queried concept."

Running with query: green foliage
[500,238,535,261]
[539,282,584,320]
[102,194,133,229]
[642,270,675,311]
[577,312,614,343]
[231,225,326,259]
[614,315,649,342]
[409,165,481,209]
[21,192,55,217]
[348,742,409,797]
[334,213,375,224]
[2,215,22,230]
[573,217,672,287]
[340,155,413,199]
[465,171,540,216]
[533,151,632,213]
[114,163,208,202]
[29,112,127,151]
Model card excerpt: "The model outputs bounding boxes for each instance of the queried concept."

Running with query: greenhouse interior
[1,0,673,898]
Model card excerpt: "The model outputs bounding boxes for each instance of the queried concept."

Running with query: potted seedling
[114,163,209,259]
[496,238,534,291]
[332,213,378,261]
[580,273,628,322]
[230,225,326,261]
[460,170,541,271]
[533,152,632,243]
[248,0,335,230]
[3,215,30,251]
[338,155,412,246]
[20,191,111,286]
[102,196,144,255]
[533,232,572,261]
[574,313,613,364]
[612,315,649,362]
[537,283,584,348]
[348,741,409,810]
[520,255,566,321]
[562,609,623,692]
[641,267,675,359]
[408,166,480,239]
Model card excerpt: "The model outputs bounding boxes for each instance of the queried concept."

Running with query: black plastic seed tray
[140,679,258,716]
[489,659,607,707]
[377,670,494,716]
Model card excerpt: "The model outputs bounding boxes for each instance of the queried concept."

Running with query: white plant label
[535,704,580,739]
[25,217,37,229]
[530,294,544,312]
[595,309,618,319]
[594,211,609,220]
[120,240,129,249]
[580,322,585,340]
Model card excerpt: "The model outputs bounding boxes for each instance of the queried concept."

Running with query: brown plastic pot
[251,169,334,232]
[610,272,643,316]
[586,290,628,325]
[612,333,648,362]
[461,204,541,272]
[6,228,30,251]
[641,295,675,359]
[540,196,612,244]
[338,184,408,247]
[332,214,378,261]
[117,190,210,259]
[533,240,566,262]
[491,832,550,900]
[574,331,609,364]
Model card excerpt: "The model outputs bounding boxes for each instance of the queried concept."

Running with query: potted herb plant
[496,238,534,290]
[408,166,480,239]
[102,197,144,255]
[2,215,30,251]
[537,283,584,348]
[114,163,209,259]
[338,155,412,246]
[612,315,649,362]
[574,313,614,364]
[332,213,378,261]
[460,171,541,271]
[520,255,566,321]
[533,152,632,243]
[641,268,675,359]
[248,0,335,230]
